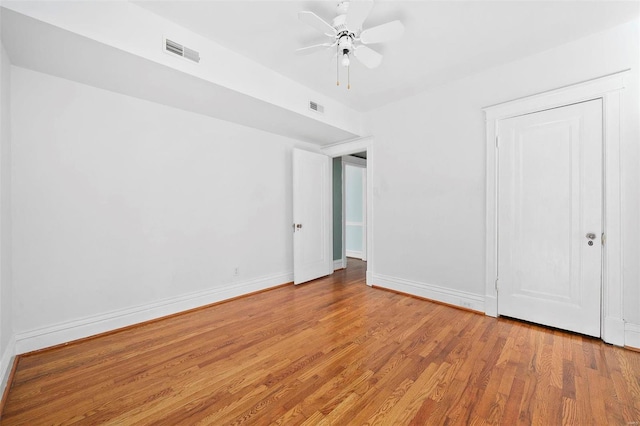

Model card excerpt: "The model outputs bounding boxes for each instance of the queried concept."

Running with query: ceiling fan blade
[298,11,336,36]
[295,43,332,56]
[353,45,383,69]
[344,0,374,32]
[360,20,405,44]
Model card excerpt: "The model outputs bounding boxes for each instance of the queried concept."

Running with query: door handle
[585,233,596,240]
[296,224,303,229]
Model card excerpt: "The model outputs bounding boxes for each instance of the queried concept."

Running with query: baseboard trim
[371,273,485,313]
[346,251,363,259]
[15,272,293,355]
[0,335,16,414]
[333,259,346,271]
[624,322,640,350]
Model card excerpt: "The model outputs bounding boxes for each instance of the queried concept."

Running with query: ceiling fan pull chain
[336,45,340,86]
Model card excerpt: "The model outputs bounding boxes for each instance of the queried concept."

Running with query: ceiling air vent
[309,101,324,114]
[164,38,200,64]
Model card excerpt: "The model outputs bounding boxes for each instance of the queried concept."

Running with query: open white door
[497,99,602,337]
[293,149,333,284]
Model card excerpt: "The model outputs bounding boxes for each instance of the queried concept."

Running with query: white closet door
[498,99,602,337]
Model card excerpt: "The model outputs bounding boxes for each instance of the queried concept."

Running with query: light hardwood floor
[1,259,639,425]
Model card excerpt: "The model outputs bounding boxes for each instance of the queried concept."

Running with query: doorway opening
[333,153,367,273]
[323,137,374,285]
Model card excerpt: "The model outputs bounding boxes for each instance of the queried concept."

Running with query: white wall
[368,19,640,328]
[10,67,315,353]
[0,40,15,392]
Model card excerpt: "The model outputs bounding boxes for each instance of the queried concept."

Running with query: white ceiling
[134,1,639,112]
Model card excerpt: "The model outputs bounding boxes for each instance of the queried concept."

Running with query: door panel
[293,149,332,284]
[345,164,366,260]
[498,100,602,337]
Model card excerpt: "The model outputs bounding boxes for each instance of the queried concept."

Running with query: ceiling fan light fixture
[342,52,350,67]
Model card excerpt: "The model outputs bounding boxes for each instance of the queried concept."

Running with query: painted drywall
[0,41,14,391]
[368,19,640,324]
[345,164,364,254]
[332,158,342,261]
[10,66,319,352]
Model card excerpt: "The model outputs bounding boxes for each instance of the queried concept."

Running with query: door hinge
[601,233,606,245]
[495,136,499,148]
[495,278,499,291]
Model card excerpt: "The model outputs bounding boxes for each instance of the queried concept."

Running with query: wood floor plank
[1,259,639,425]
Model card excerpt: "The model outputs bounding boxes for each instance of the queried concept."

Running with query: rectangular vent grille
[183,47,200,63]
[165,39,183,56]
[164,38,200,63]
[309,101,324,114]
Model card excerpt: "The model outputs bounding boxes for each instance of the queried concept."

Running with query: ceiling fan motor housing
[337,31,354,55]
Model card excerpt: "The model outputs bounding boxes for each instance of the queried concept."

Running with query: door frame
[483,70,628,345]
[322,136,374,286]
[343,156,367,261]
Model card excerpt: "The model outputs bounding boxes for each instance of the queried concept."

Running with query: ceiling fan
[297,0,404,88]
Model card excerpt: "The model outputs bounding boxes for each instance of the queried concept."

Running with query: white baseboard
[1,334,16,399]
[333,259,346,270]
[15,272,293,355]
[371,273,485,312]
[624,322,640,349]
[346,250,363,259]
[603,316,625,346]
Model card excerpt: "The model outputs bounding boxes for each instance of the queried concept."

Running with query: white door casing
[293,149,333,285]
[322,136,374,286]
[497,100,602,337]
[484,71,628,345]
